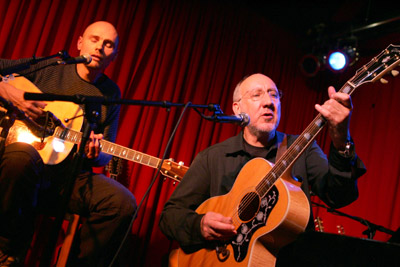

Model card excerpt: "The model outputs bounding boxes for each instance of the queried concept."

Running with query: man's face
[233,74,281,137]
[77,21,119,71]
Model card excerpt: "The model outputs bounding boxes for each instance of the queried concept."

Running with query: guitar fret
[113,145,122,156]
[119,148,128,158]
[126,150,135,161]
[134,151,143,163]
[142,154,151,165]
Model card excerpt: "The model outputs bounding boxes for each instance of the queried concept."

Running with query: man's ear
[77,36,83,51]
[232,101,241,115]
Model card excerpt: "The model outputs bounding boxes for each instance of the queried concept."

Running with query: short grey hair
[233,75,250,102]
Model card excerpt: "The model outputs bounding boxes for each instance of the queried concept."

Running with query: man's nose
[260,91,273,106]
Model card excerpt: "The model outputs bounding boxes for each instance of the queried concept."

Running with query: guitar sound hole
[238,192,260,222]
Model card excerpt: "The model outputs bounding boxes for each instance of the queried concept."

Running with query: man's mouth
[261,112,273,119]
[91,55,102,61]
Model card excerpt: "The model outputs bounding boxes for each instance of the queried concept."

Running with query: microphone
[57,54,92,65]
[211,113,250,127]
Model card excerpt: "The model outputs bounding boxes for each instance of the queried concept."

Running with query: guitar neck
[256,113,327,197]
[53,127,161,169]
[256,44,400,197]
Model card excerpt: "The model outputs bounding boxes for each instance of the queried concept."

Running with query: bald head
[82,21,119,50]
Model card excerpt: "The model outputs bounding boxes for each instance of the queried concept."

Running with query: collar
[226,131,285,156]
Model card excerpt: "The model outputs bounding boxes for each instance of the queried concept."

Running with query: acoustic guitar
[175,44,400,266]
[2,76,188,182]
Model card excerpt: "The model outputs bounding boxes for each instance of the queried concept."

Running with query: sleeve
[308,140,367,208]
[159,149,213,253]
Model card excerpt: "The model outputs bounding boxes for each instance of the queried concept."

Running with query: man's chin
[248,124,276,137]
[87,63,103,70]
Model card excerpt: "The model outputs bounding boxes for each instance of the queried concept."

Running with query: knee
[3,143,43,165]
[1,143,44,180]
[113,186,137,219]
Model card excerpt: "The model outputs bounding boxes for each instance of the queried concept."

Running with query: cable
[108,102,192,267]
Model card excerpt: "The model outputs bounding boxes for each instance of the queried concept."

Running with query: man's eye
[268,90,279,98]
[252,90,264,97]
[104,41,114,48]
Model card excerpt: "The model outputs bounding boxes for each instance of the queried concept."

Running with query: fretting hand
[315,86,352,151]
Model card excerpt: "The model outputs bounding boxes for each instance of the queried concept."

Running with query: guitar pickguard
[231,185,279,262]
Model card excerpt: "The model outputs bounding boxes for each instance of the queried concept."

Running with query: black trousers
[0,142,137,266]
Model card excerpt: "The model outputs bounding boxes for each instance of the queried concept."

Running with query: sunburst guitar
[175,45,400,266]
[2,76,188,182]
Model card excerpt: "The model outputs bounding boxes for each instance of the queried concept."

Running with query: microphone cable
[108,101,192,267]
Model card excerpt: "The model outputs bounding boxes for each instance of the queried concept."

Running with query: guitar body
[5,76,83,165]
[177,158,310,267]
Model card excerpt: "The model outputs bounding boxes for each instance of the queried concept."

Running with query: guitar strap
[276,134,287,161]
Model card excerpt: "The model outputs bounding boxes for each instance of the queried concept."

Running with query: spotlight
[326,51,348,71]
[300,54,322,77]
[326,46,359,73]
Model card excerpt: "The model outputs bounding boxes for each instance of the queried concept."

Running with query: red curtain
[1,0,399,265]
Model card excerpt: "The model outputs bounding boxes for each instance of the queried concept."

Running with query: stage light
[299,35,359,76]
[327,51,348,71]
[326,46,359,72]
[299,54,322,77]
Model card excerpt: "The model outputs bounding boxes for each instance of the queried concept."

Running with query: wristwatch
[338,140,355,158]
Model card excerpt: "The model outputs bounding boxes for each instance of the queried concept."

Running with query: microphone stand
[23,92,244,124]
[312,201,396,239]
[40,103,99,267]
[24,92,220,110]
[0,50,69,78]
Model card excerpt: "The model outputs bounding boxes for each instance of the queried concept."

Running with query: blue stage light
[327,51,348,71]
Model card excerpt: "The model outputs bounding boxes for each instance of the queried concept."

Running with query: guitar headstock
[351,44,400,88]
[160,159,189,183]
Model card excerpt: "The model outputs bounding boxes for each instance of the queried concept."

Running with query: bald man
[0,21,136,266]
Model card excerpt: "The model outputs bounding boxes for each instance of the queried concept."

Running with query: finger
[94,137,100,158]
[32,101,47,109]
[25,105,44,118]
[327,86,336,98]
[328,87,352,110]
[206,227,222,240]
[211,220,236,232]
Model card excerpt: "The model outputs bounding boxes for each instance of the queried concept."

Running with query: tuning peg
[391,70,399,77]
[380,78,389,84]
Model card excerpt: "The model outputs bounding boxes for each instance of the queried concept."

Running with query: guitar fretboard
[53,127,162,169]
